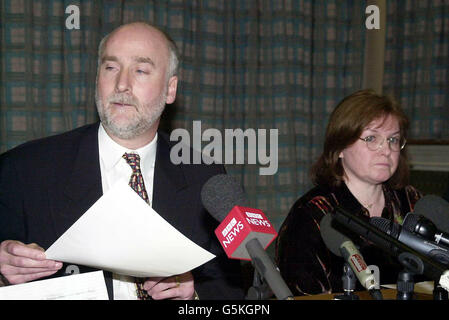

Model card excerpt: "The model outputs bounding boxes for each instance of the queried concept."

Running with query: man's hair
[311,89,410,189]
[96,22,179,78]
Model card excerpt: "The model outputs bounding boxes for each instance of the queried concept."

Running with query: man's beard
[95,89,167,140]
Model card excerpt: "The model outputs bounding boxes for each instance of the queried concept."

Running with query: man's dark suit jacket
[0,122,244,299]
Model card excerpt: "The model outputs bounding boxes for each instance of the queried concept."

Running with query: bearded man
[0,22,244,300]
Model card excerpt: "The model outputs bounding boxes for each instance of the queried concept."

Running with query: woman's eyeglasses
[359,134,406,152]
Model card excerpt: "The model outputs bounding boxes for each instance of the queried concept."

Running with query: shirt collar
[98,124,157,172]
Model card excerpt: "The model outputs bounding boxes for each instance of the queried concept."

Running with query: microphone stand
[396,271,415,300]
[245,238,294,300]
[396,252,424,300]
[433,283,449,300]
[395,258,449,300]
[246,269,273,300]
[334,263,359,300]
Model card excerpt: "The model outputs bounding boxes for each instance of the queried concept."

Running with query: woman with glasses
[275,89,422,297]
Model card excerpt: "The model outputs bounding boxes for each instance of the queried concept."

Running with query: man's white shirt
[97,124,157,300]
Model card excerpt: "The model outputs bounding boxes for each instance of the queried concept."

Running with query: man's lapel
[46,123,102,240]
[152,132,188,222]
[50,122,114,299]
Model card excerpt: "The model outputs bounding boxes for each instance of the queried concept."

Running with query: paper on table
[45,182,215,277]
[0,271,108,300]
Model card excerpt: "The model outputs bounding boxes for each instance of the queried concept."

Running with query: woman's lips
[374,163,390,167]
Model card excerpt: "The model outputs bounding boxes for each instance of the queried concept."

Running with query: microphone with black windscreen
[401,210,449,300]
[414,195,449,231]
[402,213,449,248]
[201,174,293,300]
[370,216,449,266]
[371,215,449,299]
[201,173,250,221]
[332,206,449,291]
[408,195,449,246]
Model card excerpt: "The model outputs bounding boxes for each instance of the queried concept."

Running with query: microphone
[414,195,449,233]
[410,195,449,244]
[370,217,449,266]
[402,213,449,248]
[201,174,293,300]
[402,210,449,299]
[320,214,379,292]
[332,206,449,286]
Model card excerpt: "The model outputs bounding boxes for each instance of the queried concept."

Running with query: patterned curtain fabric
[2,0,446,229]
[164,0,366,228]
[1,0,102,149]
[383,0,449,140]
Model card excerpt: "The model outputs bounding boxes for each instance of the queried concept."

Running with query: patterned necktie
[122,152,151,300]
[123,152,150,204]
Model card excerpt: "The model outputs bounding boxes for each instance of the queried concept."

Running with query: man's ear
[165,76,178,104]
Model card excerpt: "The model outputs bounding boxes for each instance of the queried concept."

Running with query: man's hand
[0,240,63,285]
[143,271,195,300]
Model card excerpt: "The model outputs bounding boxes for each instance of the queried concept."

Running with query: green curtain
[2,0,446,229]
[383,0,449,140]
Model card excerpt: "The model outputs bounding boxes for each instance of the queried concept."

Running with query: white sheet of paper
[45,182,215,277]
[0,271,108,300]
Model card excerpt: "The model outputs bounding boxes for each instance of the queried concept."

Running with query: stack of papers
[45,182,215,277]
[0,183,215,299]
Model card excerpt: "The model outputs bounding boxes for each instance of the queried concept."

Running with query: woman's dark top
[275,182,422,296]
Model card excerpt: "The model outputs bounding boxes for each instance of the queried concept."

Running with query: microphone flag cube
[214,205,277,260]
